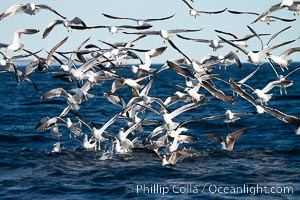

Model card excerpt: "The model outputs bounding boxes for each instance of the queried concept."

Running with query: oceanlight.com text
[125,183,293,196]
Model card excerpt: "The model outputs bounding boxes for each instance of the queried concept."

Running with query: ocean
[0,62,299,199]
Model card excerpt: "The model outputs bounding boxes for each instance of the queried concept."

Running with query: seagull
[5,29,39,52]
[214,29,270,49]
[41,88,80,116]
[199,51,242,70]
[52,142,62,153]
[205,128,246,151]
[228,9,296,25]
[252,0,300,24]
[79,113,120,150]
[0,3,66,20]
[251,78,294,104]
[267,63,300,94]
[266,47,300,70]
[181,0,227,18]
[42,17,86,39]
[218,35,296,65]
[229,78,265,114]
[35,116,82,138]
[69,24,152,35]
[176,34,224,51]
[155,148,197,166]
[158,102,202,131]
[131,46,167,76]
[83,134,97,151]
[202,110,255,123]
[102,13,175,26]
[23,36,69,72]
[122,28,203,41]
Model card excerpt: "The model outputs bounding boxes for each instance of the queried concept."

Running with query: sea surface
[0,63,299,200]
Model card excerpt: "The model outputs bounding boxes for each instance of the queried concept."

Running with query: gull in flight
[181,0,227,18]
[5,29,39,52]
[0,3,66,20]
[228,9,296,25]
[205,128,246,151]
[42,17,86,39]
[252,0,300,24]
[102,13,175,26]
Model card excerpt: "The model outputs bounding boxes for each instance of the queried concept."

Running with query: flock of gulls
[1,1,300,166]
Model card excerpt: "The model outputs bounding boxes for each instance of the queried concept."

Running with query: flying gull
[205,128,246,151]
[181,0,227,18]
[42,17,87,39]
[0,3,66,20]
[228,9,296,25]
[252,0,300,24]
[102,13,175,26]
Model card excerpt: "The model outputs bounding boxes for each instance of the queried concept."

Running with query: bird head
[280,0,293,8]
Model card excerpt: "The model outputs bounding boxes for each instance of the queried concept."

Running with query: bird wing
[214,29,238,39]
[204,134,223,144]
[14,29,39,42]
[229,78,257,106]
[252,3,282,23]
[36,4,66,19]
[283,64,300,79]
[144,13,176,22]
[169,102,202,119]
[168,39,193,64]
[178,135,197,143]
[227,10,259,16]
[46,36,69,64]
[122,30,160,35]
[263,106,300,124]
[41,88,68,99]
[0,4,25,20]
[176,34,209,43]
[238,66,261,85]
[147,46,167,58]
[102,13,137,21]
[260,39,296,56]
[168,28,203,34]
[181,0,194,9]
[280,47,300,58]
[223,51,242,69]
[117,24,152,30]
[201,81,234,104]
[247,25,264,50]
[267,26,291,46]
[42,20,64,39]
[226,128,246,150]
[269,16,296,22]
[69,17,86,26]
[218,35,248,55]
[197,8,227,14]
[36,117,66,132]
[167,60,195,79]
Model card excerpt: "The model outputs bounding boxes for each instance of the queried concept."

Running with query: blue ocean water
[0,63,299,199]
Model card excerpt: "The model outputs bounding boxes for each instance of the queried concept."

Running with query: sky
[0,0,299,64]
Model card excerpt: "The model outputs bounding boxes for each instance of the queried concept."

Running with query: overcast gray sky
[1,0,299,63]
